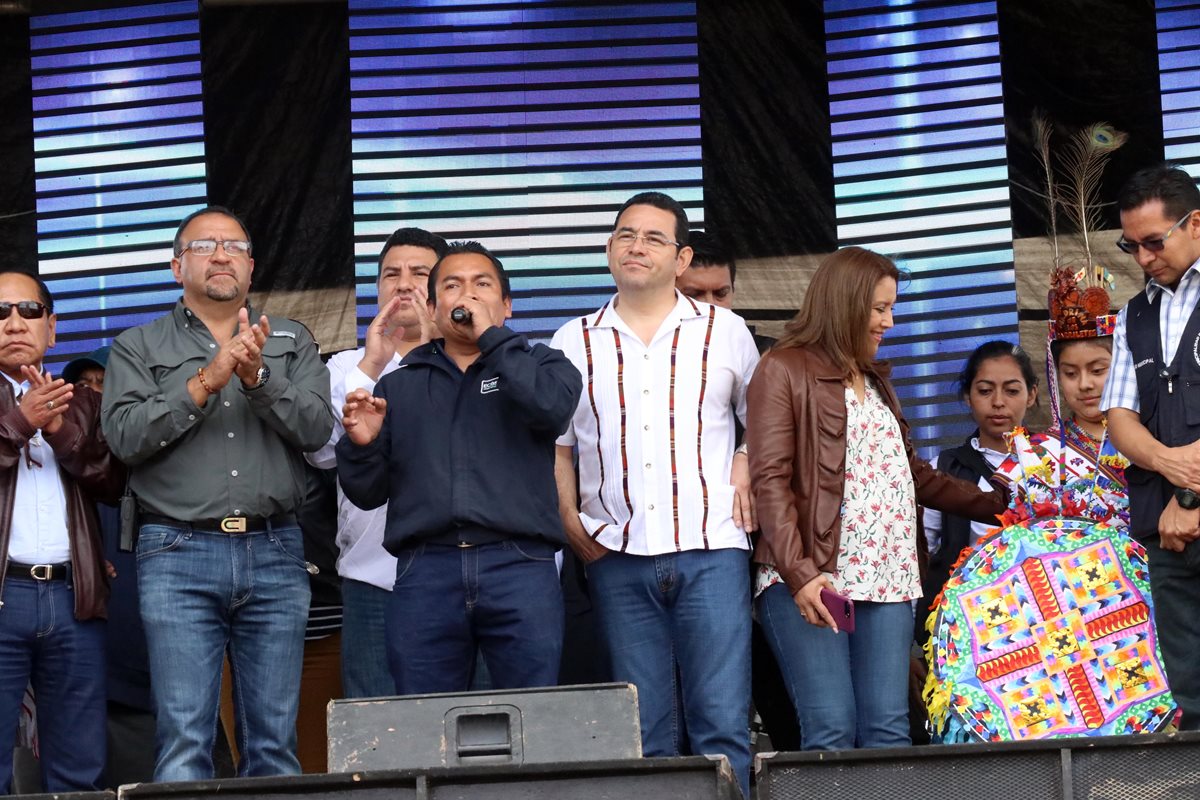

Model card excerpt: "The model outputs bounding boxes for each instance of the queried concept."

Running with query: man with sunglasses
[102,206,333,780]
[0,272,125,792]
[1102,164,1200,729]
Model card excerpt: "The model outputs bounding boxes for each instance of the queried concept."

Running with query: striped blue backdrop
[31,1,208,370]
[824,0,1019,453]
[347,0,704,342]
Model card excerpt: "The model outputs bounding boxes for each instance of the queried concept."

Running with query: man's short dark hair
[377,228,449,280]
[687,230,736,286]
[614,192,689,247]
[1118,164,1200,221]
[172,205,252,257]
[427,241,511,306]
[0,270,54,314]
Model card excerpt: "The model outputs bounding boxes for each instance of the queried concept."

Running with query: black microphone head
[451,306,471,324]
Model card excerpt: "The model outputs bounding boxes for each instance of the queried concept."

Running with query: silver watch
[246,363,270,391]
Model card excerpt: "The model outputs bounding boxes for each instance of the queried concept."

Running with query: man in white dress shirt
[1102,164,1200,728]
[551,193,759,798]
[0,271,123,792]
[306,228,446,697]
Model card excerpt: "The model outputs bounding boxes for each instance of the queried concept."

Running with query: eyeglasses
[611,230,681,251]
[0,301,48,320]
[177,239,252,257]
[1116,211,1196,255]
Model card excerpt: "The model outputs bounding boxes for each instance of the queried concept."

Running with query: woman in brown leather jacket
[746,247,1003,750]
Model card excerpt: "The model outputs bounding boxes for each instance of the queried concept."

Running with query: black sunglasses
[1116,211,1195,255]
[0,301,49,320]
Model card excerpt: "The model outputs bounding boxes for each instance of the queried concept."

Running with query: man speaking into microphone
[336,241,582,693]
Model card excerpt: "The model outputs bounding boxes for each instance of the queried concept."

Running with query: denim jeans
[385,539,563,694]
[1144,535,1200,730]
[587,548,751,800]
[757,582,912,750]
[137,522,310,782]
[339,578,394,698]
[0,576,106,793]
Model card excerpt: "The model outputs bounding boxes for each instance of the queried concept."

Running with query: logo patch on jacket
[480,376,499,394]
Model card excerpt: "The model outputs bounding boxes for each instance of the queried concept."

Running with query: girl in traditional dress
[997,269,1128,526]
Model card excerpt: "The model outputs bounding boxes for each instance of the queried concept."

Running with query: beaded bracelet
[196,366,218,395]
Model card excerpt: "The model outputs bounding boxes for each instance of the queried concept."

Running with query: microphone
[451,306,472,324]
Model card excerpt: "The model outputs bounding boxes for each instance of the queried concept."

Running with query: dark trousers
[0,577,106,793]
[385,540,564,694]
[106,700,157,787]
[1145,536,1200,730]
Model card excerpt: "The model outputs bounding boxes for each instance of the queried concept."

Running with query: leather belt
[141,513,297,534]
[7,561,68,581]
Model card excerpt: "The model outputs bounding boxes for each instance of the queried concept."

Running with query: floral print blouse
[755,380,921,603]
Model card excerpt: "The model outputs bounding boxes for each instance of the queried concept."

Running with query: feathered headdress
[1031,112,1126,421]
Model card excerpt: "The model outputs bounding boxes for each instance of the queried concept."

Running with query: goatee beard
[206,284,240,302]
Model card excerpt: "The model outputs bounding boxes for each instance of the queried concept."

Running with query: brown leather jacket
[746,344,1004,595]
[0,382,124,620]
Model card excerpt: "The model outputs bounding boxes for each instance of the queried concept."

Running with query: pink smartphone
[819,587,856,634]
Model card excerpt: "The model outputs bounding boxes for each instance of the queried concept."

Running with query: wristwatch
[1175,487,1200,510]
[245,364,270,391]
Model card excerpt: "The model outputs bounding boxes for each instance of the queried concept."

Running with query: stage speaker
[326,682,641,773]
[21,794,113,799]
[116,755,739,800]
[754,730,1200,800]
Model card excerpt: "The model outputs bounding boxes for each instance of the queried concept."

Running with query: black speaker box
[327,682,641,773]
[754,730,1200,800]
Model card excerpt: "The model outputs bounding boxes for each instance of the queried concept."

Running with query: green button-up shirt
[101,300,333,520]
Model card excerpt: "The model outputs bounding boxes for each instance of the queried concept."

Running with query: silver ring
[46,400,54,410]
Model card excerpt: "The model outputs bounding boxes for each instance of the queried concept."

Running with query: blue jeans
[587,549,751,800]
[0,576,106,793]
[339,578,394,698]
[385,539,563,694]
[757,582,912,750]
[137,522,310,782]
[1145,535,1200,730]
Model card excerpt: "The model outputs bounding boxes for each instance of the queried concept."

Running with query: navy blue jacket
[1125,289,1200,539]
[336,326,582,554]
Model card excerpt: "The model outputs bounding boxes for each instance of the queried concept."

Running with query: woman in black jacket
[916,341,1038,638]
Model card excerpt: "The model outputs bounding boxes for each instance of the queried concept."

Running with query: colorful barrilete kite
[923,119,1177,739]
[923,511,1176,742]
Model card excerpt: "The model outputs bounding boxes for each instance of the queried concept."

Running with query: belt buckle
[30,564,53,581]
[457,541,473,548]
[220,516,248,534]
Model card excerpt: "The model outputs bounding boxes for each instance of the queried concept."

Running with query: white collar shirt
[1101,257,1200,414]
[3,372,70,564]
[305,346,401,590]
[551,292,760,555]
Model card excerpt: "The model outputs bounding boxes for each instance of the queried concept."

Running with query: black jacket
[915,434,994,640]
[1124,288,1200,540]
[336,326,582,553]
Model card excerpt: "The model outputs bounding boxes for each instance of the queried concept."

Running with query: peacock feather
[1055,122,1129,275]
